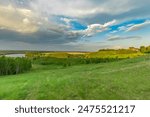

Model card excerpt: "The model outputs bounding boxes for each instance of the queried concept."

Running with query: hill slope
[0,55,150,100]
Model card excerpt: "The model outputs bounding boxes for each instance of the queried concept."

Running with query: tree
[140,46,146,53]
[146,46,150,53]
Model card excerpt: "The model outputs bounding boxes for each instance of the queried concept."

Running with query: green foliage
[140,46,150,53]
[0,57,32,76]
[32,57,122,67]
[140,46,147,53]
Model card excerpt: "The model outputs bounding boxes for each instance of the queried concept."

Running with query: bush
[0,57,32,76]
[33,57,122,67]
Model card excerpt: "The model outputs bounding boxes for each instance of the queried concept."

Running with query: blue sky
[0,0,150,51]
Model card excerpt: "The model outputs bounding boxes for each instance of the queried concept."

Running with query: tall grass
[0,57,32,76]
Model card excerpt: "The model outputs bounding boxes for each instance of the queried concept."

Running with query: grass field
[0,55,150,100]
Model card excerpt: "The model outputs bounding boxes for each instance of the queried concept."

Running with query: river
[5,54,25,57]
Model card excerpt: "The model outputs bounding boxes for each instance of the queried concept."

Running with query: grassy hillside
[86,49,143,58]
[0,55,150,100]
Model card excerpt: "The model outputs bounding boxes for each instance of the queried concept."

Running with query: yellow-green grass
[0,55,150,100]
[26,50,144,59]
[86,51,143,58]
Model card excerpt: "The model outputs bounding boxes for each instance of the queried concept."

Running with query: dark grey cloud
[80,0,150,24]
[0,29,82,44]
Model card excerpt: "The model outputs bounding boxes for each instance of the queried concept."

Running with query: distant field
[0,50,88,56]
[0,54,150,100]
[0,49,144,59]
[26,49,143,59]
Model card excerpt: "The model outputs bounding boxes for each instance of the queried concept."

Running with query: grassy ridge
[0,54,150,100]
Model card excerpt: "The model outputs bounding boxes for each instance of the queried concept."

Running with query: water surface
[5,54,25,57]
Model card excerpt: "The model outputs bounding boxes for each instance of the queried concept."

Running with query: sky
[0,0,150,51]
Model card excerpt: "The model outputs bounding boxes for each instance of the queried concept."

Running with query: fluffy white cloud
[72,20,116,37]
[0,4,66,34]
[0,5,38,33]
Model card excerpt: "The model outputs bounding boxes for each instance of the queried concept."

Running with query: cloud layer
[0,0,150,51]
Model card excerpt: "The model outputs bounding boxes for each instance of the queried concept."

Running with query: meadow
[0,54,150,100]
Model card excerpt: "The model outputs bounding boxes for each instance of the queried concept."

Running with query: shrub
[32,57,122,67]
[0,57,32,76]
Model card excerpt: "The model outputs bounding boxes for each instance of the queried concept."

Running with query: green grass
[0,55,150,100]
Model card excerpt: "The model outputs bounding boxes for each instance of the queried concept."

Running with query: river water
[5,54,25,57]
